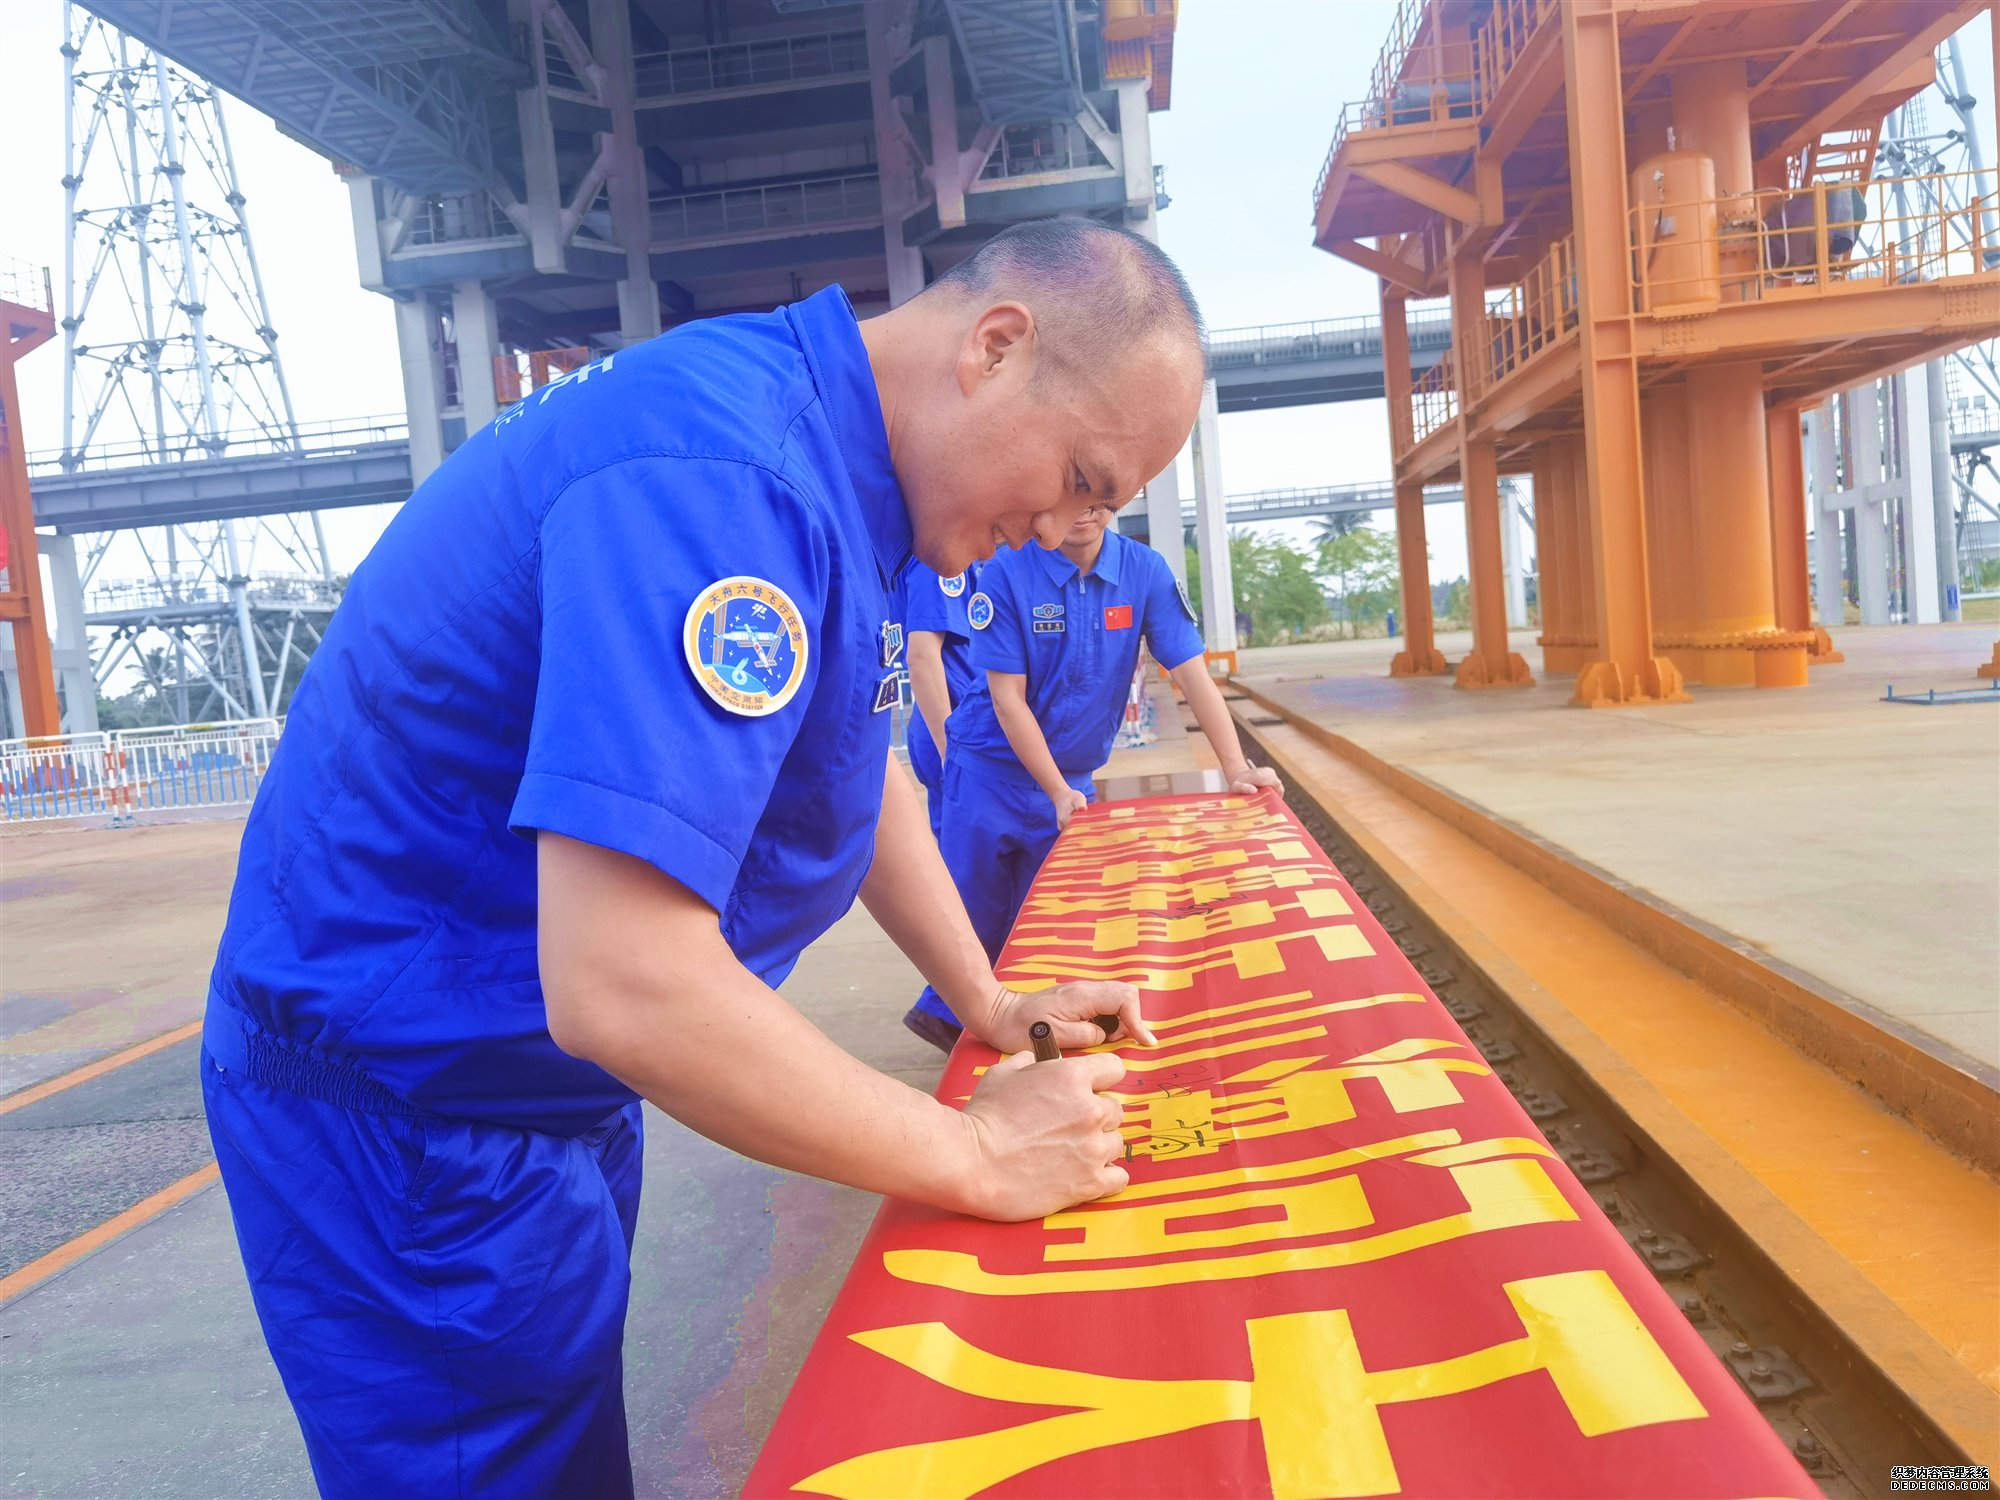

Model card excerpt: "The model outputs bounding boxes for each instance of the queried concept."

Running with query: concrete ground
[0,811,946,1498]
[1237,621,2000,1070]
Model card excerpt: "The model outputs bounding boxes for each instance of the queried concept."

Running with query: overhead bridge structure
[26,316,1445,537]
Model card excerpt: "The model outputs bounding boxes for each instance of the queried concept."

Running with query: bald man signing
[198,217,1208,1495]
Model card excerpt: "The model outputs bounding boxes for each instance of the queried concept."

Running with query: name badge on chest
[872,672,903,713]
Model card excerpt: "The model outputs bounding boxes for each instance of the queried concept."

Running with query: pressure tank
[1630,151,1719,310]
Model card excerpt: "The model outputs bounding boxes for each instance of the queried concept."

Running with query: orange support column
[1767,403,1842,665]
[1566,436,1601,657]
[1529,446,1565,670]
[1449,250,1530,690]
[0,268,61,737]
[1382,285,1446,677]
[1537,435,1593,674]
[1455,437,1533,688]
[1642,383,1696,651]
[1675,362,1808,687]
[1664,60,1809,689]
[1390,480,1448,676]
[1561,2,1686,707]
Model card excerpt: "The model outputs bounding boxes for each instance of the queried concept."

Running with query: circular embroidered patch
[967,591,995,630]
[683,576,810,716]
[939,572,966,597]
[1174,578,1198,622]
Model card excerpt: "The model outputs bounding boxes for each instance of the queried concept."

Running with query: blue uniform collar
[1032,528,1126,589]
[786,286,912,589]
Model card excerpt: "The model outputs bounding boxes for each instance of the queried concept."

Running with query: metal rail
[649,173,881,245]
[1230,695,1991,1490]
[26,414,409,477]
[1205,310,1451,369]
[632,30,867,100]
[0,719,280,824]
[0,255,53,314]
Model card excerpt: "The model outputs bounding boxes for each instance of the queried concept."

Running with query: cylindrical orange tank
[1630,151,1719,311]
[1671,60,1758,302]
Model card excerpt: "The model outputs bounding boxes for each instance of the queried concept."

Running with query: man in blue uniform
[894,556,983,841]
[200,217,1206,1495]
[907,503,1282,1046]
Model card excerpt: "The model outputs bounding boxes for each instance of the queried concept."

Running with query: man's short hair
[924,216,1206,385]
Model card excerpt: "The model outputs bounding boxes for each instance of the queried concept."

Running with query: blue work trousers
[202,1038,643,1498]
[913,757,1093,1026]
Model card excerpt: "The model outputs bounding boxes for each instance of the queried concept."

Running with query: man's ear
[957,301,1036,397]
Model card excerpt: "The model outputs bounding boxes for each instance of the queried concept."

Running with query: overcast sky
[4,1,1992,588]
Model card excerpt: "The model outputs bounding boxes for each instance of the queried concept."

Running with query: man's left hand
[984,980,1156,1054]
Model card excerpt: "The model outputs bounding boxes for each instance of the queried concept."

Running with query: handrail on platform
[1628,170,1999,311]
[0,255,52,315]
[27,414,410,478]
[1314,0,1559,213]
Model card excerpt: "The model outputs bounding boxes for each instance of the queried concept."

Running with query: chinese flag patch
[1103,605,1134,630]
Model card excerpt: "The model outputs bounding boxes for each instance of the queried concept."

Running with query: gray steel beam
[1181,485,1468,528]
[33,448,415,533]
[24,314,1464,534]
[77,0,522,194]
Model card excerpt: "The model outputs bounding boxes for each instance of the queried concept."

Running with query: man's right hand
[956,1051,1129,1220]
[1050,786,1089,831]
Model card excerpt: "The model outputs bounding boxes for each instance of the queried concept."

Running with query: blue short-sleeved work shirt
[947,530,1203,783]
[899,561,983,703]
[205,286,911,1135]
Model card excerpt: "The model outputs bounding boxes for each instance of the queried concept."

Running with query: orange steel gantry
[1313,0,2000,705]
[1,260,60,737]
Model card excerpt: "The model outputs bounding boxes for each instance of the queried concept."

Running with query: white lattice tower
[1874,42,2000,587]
[59,3,332,720]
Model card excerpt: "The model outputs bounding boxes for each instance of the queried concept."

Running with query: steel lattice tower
[1820,41,2000,622]
[1897,39,2000,582]
[60,3,333,722]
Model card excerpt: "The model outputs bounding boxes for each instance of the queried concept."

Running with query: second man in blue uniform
[907,504,1281,1045]
[895,558,983,840]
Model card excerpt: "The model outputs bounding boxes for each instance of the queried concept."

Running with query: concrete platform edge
[1229,679,2000,1178]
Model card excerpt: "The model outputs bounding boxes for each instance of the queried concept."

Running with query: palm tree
[1311,512,1366,544]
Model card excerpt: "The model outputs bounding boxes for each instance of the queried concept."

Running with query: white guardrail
[0,720,280,824]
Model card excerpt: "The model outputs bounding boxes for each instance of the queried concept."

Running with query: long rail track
[1226,692,2000,1493]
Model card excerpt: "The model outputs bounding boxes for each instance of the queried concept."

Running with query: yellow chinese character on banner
[1021,862,1330,915]
[1000,923,1374,991]
[885,1136,1575,1295]
[1123,1036,1494,1159]
[1012,886,1355,954]
[795,1269,1704,1500]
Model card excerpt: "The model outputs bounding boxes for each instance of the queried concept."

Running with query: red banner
[748,792,1814,1498]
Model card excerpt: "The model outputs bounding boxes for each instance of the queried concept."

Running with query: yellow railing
[1317,59,1479,209]
[1628,170,1999,311]
[1315,0,1478,209]
[1473,235,1578,397]
[1314,0,1559,213]
[1410,352,1458,447]
[1473,0,1559,109]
